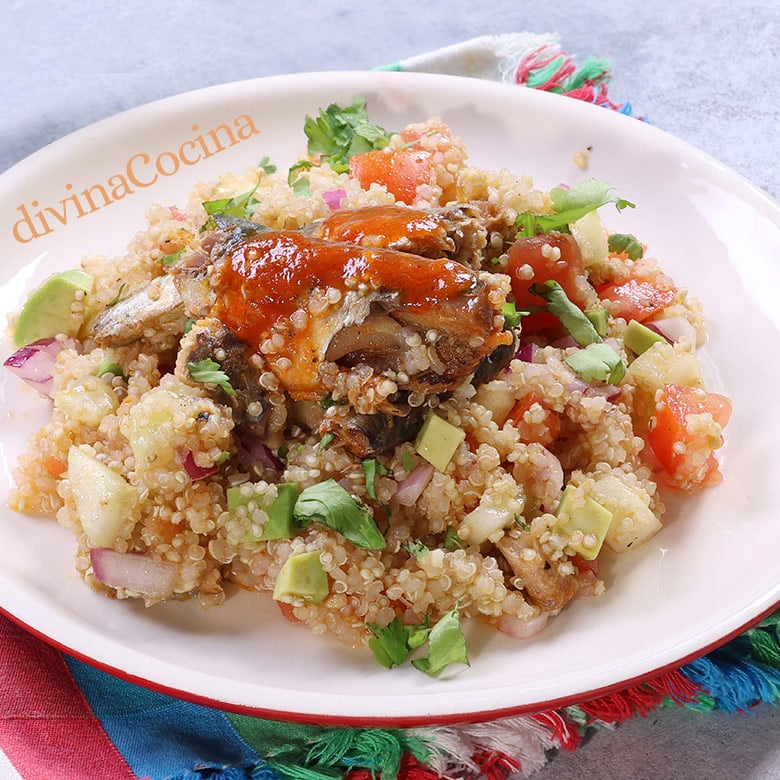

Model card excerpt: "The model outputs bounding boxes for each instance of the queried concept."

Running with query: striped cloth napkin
[1,33,778,780]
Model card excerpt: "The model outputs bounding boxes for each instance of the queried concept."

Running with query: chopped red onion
[395,463,434,506]
[496,611,549,640]
[180,450,220,480]
[567,377,621,401]
[647,316,697,345]
[551,335,578,349]
[514,342,538,363]
[90,548,178,599]
[236,437,283,472]
[4,338,67,399]
[321,188,347,211]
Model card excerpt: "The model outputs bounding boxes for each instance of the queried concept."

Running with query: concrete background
[1,1,778,777]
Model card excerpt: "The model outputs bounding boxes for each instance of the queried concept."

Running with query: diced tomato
[349,148,432,205]
[43,456,67,478]
[647,383,732,491]
[597,271,676,322]
[507,233,591,333]
[570,555,600,575]
[506,392,562,447]
[276,601,301,623]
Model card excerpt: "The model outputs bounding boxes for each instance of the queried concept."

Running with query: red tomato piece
[597,273,676,322]
[348,148,432,205]
[506,392,562,447]
[647,383,732,491]
[507,233,590,333]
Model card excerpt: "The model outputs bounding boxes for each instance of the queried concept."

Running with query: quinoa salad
[5,98,732,674]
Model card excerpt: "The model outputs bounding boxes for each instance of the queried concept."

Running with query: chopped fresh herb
[258,155,277,174]
[303,96,392,173]
[444,528,463,551]
[95,360,127,381]
[183,317,195,334]
[277,444,289,460]
[368,617,430,669]
[187,358,236,396]
[530,281,601,347]
[362,458,390,500]
[202,186,260,220]
[501,301,524,329]
[608,232,644,260]
[321,394,340,409]
[401,452,414,472]
[516,179,635,237]
[161,248,184,266]
[318,432,335,453]
[218,451,231,465]
[403,540,430,558]
[106,283,126,308]
[565,342,626,384]
[411,607,470,677]
[293,479,386,550]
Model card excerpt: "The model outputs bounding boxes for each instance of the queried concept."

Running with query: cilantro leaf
[368,617,431,668]
[530,281,602,347]
[304,97,392,173]
[293,479,386,550]
[361,458,389,499]
[411,607,470,677]
[317,432,335,453]
[565,342,626,384]
[202,187,259,220]
[516,179,635,237]
[403,540,430,559]
[608,232,644,260]
[161,248,184,266]
[502,301,524,329]
[258,155,277,174]
[444,528,463,551]
[187,358,236,396]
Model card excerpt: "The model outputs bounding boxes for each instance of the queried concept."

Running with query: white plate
[0,71,778,726]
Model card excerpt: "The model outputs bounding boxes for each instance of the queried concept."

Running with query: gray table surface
[2,1,778,778]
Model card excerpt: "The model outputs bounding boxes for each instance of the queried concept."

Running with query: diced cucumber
[458,505,516,546]
[556,484,613,560]
[414,411,465,471]
[67,444,139,547]
[589,474,662,553]
[54,376,119,427]
[272,550,329,603]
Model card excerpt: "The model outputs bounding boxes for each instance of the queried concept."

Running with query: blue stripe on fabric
[64,656,262,780]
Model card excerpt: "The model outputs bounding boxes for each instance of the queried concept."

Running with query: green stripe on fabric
[226,715,431,780]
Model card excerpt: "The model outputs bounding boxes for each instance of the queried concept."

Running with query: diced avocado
[414,411,465,472]
[13,269,93,347]
[272,550,329,603]
[624,319,666,355]
[67,444,139,548]
[584,305,610,338]
[556,484,613,560]
[228,482,300,540]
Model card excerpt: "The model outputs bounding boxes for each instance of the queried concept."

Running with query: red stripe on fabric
[0,614,138,780]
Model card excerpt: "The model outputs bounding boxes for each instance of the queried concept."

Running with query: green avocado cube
[414,411,465,472]
[585,305,610,337]
[14,269,93,347]
[272,550,329,603]
[556,485,613,560]
[623,319,666,356]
